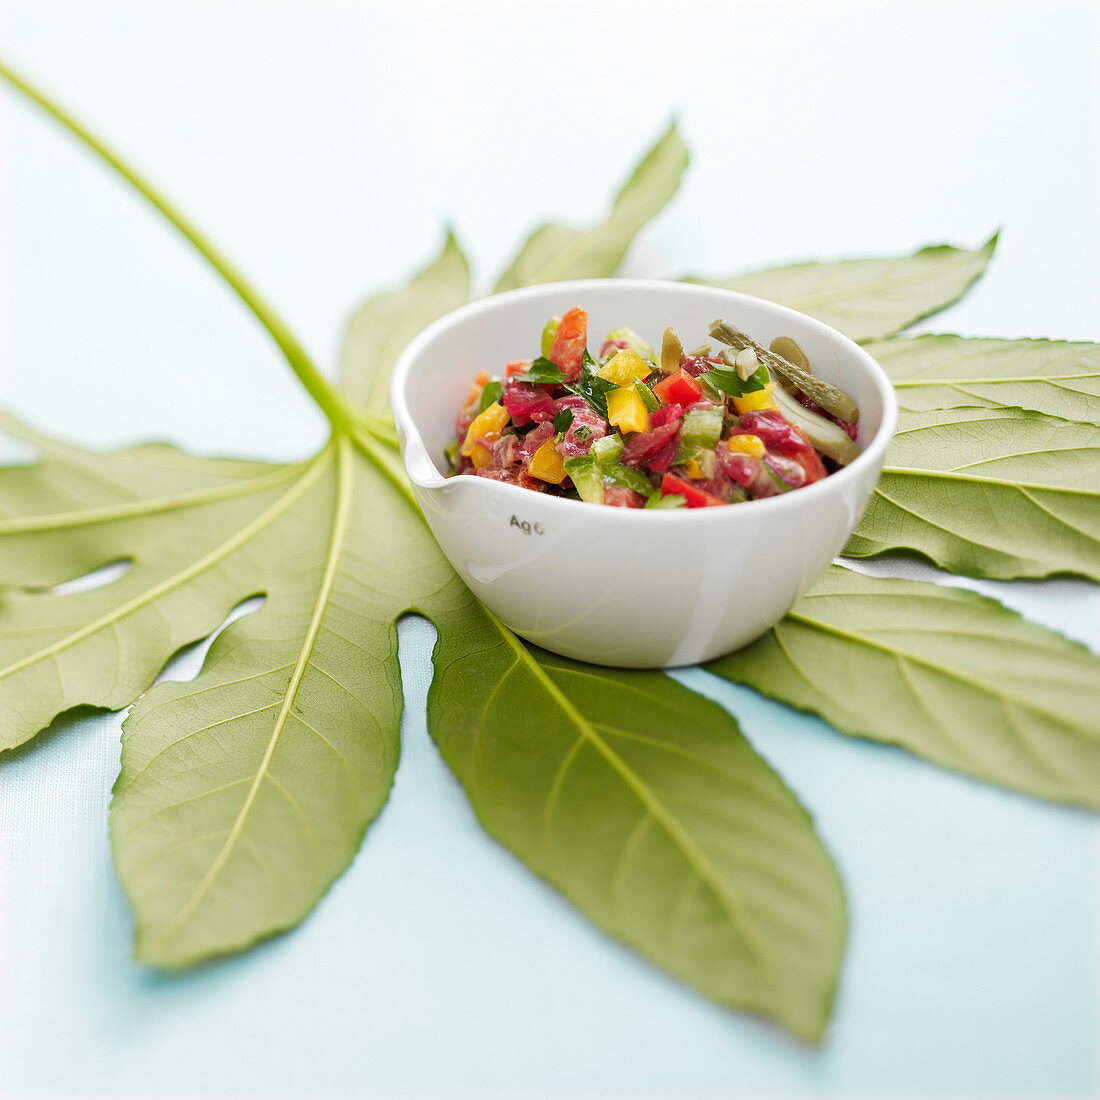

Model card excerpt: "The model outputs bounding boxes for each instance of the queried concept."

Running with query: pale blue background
[1,2,1098,1097]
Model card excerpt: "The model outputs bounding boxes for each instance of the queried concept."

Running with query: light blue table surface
[1,2,1098,1097]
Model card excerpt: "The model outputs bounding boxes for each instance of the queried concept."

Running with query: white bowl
[391,279,897,668]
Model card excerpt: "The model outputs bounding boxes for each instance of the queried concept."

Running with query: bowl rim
[390,278,898,523]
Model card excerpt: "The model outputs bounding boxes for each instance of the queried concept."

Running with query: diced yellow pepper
[469,441,495,469]
[528,439,567,484]
[686,457,705,479]
[460,401,510,457]
[731,382,777,416]
[606,385,651,434]
[726,433,766,459]
[598,348,652,386]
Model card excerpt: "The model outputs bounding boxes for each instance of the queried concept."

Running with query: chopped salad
[446,307,861,509]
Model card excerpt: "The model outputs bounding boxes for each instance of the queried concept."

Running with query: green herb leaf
[687,235,997,342]
[494,122,689,293]
[699,364,768,398]
[427,600,846,1042]
[846,407,1100,581]
[709,565,1100,810]
[340,230,470,414]
[512,357,569,385]
[864,334,1100,423]
[567,367,619,420]
[477,379,504,413]
[553,407,574,433]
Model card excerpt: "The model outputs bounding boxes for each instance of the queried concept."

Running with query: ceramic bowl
[391,279,897,668]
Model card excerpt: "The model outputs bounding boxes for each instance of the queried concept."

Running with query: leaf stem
[0,58,355,433]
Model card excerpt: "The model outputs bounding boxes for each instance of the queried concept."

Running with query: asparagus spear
[708,320,859,423]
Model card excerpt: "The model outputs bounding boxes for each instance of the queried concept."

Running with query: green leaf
[493,122,689,293]
[426,599,846,1042]
[686,235,997,342]
[340,230,470,414]
[865,334,1100,422]
[846,406,1100,581]
[0,411,464,964]
[477,379,503,413]
[708,565,1100,810]
[0,412,295,746]
[112,438,463,966]
[567,366,619,419]
[1,412,846,1038]
[699,364,768,398]
[512,356,569,385]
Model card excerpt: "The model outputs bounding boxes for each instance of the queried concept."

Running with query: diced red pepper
[506,359,532,378]
[660,473,725,508]
[652,368,703,407]
[548,306,588,382]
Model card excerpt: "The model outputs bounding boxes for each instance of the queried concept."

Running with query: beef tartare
[446,307,861,508]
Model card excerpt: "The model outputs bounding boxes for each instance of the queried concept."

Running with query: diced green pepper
[604,326,656,362]
[590,433,625,465]
[563,456,605,505]
[603,463,656,499]
[675,440,700,467]
[634,380,661,414]
[541,316,561,359]
[674,442,717,479]
[681,407,723,447]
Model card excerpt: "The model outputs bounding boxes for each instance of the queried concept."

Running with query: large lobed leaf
[864,333,1100,423]
[426,598,846,1043]
[493,122,688,293]
[0,417,451,964]
[113,439,463,965]
[340,230,470,414]
[0,412,846,1037]
[709,566,1100,810]
[0,411,294,747]
[687,235,997,342]
[846,406,1100,581]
